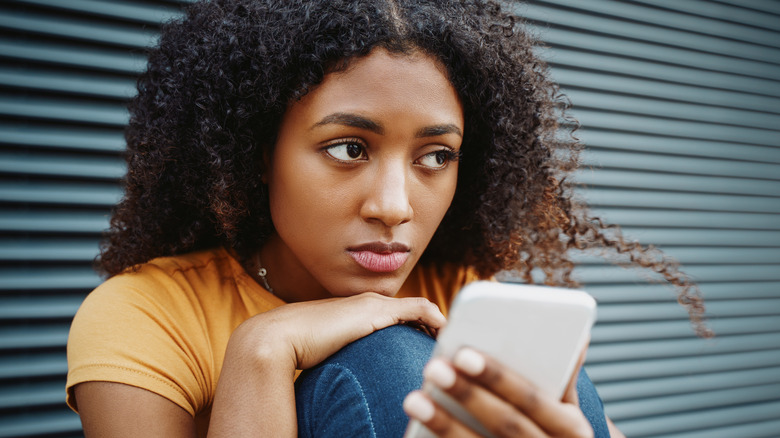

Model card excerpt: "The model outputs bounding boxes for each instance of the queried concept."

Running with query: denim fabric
[296,325,434,437]
[576,368,609,437]
[295,324,609,437]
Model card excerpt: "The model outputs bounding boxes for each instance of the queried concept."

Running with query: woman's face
[263,49,463,302]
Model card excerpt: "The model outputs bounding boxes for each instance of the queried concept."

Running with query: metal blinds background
[0,1,188,436]
[0,0,776,437]
[514,1,780,437]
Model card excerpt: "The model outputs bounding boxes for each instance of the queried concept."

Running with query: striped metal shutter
[0,0,778,437]
[0,1,187,436]
[514,1,780,437]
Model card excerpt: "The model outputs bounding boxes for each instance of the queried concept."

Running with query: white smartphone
[404,281,597,438]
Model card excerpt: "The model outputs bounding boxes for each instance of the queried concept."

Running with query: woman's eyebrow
[415,124,463,138]
[312,112,384,134]
[311,113,462,138]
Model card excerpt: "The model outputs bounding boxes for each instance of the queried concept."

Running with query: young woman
[66,0,707,436]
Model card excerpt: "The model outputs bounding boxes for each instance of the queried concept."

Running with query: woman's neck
[253,235,332,303]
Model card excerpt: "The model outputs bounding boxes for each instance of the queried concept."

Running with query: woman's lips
[347,242,410,273]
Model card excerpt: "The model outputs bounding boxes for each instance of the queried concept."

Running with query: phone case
[404,281,597,438]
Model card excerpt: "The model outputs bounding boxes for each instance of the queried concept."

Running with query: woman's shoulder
[66,248,280,415]
[87,248,251,304]
[79,247,283,323]
[108,247,236,286]
[70,248,239,340]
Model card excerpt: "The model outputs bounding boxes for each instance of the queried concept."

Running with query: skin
[406,346,626,438]
[74,49,624,437]
[259,48,464,303]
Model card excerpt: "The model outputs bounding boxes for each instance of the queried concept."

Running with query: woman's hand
[208,293,445,437]
[403,347,593,437]
[235,292,446,370]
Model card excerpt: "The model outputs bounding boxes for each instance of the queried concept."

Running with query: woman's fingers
[404,391,482,438]
[342,293,446,339]
[422,357,548,438]
[387,295,447,334]
[422,349,593,437]
[266,293,446,369]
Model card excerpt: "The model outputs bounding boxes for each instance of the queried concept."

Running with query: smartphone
[404,281,597,438]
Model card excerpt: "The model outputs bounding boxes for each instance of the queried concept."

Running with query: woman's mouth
[347,242,410,273]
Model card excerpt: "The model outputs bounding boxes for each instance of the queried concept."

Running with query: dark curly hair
[99,0,710,336]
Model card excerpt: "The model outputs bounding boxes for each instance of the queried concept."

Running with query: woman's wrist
[226,312,298,374]
[208,314,298,437]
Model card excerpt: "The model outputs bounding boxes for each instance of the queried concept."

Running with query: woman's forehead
[284,49,463,131]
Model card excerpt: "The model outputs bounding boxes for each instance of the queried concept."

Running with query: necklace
[256,258,275,294]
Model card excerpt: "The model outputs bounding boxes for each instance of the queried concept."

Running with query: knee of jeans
[295,325,436,438]
[331,324,436,371]
[297,324,435,387]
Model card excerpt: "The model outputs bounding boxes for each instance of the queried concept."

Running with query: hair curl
[99,0,710,336]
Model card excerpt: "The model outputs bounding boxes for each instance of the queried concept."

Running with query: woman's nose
[360,163,413,227]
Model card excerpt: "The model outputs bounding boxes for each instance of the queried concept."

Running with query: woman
[66,0,707,436]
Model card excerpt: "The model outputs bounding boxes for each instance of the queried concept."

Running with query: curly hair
[99,0,710,336]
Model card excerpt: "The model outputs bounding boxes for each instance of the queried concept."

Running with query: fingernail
[424,359,456,389]
[403,391,435,422]
[453,347,485,376]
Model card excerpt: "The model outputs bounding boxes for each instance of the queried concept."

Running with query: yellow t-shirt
[66,247,478,432]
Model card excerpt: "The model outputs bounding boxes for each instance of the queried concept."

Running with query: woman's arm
[74,382,196,437]
[207,292,446,437]
[73,293,445,437]
[206,312,298,437]
[73,340,292,438]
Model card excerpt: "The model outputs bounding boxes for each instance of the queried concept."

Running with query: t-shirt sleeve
[66,274,209,416]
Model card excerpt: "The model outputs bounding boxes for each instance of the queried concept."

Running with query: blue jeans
[295,325,609,437]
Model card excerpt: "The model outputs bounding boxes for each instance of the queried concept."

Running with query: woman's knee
[339,324,436,368]
[298,324,435,393]
[295,325,435,437]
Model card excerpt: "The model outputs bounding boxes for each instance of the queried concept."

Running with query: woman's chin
[327,280,404,299]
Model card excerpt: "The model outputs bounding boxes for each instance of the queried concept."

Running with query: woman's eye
[417,150,457,169]
[325,143,367,161]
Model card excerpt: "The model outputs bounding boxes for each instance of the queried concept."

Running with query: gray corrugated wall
[0,0,778,437]
[0,1,188,436]
[521,1,780,437]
